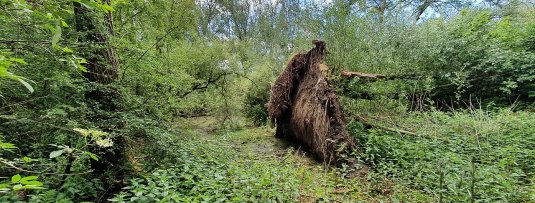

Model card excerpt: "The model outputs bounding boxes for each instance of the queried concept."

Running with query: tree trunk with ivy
[74,1,119,84]
[73,0,125,197]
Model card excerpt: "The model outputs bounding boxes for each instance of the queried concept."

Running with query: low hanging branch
[179,72,228,98]
[0,39,108,44]
[340,70,417,135]
[341,70,386,79]
[0,159,93,176]
[355,115,418,136]
[341,70,427,81]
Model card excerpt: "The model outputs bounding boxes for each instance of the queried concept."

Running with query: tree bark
[379,0,387,24]
[73,2,124,200]
[74,1,119,84]
[414,0,435,24]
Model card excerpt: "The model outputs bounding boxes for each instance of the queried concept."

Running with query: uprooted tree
[268,40,355,164]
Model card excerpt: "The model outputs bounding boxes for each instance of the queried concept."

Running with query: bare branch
[1,159,94,176]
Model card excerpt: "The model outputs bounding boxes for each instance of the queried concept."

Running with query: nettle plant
[0,140,44,192]
[1,174,44,192]
[0,128,113,195]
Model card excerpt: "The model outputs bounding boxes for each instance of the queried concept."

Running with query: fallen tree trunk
[268,40,355,164]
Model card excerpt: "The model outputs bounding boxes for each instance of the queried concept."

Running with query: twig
[179,72,228,98]
[341,70,385,79]
[355,115,418,136]
[0,39,108,44]
[0,160,93,176]
[120,24,185,81]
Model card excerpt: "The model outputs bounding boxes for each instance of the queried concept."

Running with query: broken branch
[355,115,417,136]
[341,70,385,79]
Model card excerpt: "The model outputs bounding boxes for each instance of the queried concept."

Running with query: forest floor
[120,111,535,202]
[115,116,436,202]
[181,117,403,202]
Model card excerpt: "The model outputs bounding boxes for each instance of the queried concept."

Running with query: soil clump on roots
[268,40,355,164]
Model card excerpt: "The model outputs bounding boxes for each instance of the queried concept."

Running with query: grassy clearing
[112,119,430,202]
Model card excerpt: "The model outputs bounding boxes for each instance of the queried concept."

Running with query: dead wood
[268,40,355,164]
[341,70,385,79]
[355,115,418,136]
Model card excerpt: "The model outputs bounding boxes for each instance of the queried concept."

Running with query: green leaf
[44,23,55,33]
[84,151,99,161]
[78,64,88,72]
[62,47,73,53]
[0,183,9,189]
[45,13,53,20]
[79,58,87,64]
[51,21,62,47]
[12,184,23,191]
[22,181,43,187]
[61,20,69,27]
[22,156,38,162]
[11,174,21,183]
[70,58,88,72]
[73,128,90,136]
[99,4,114,12]
[0,141,17,150]
[9,58,27,64]
[49,149,64,158]
[20,176,39,183]
[17,78,34,93]
[80,1,95,10]
[21,185,45,190]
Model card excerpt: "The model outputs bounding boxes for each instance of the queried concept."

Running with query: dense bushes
[421,8,535,106]
[334,6,535,201]
[324,6,535,109]
[347,110,535,202]
[243,82,270,126]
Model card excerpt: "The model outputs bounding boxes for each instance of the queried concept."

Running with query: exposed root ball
[268,40,355,164]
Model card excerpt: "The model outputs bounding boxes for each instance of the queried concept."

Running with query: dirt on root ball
[268,40,355,164]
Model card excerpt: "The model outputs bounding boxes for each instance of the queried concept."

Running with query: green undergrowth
[348,110,535,202]
[110,126,339,202]
[110,122,429,202]
[110,109,535,203]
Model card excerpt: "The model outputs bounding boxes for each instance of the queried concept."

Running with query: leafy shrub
[243,84,270,127]
[348,110,535,202]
